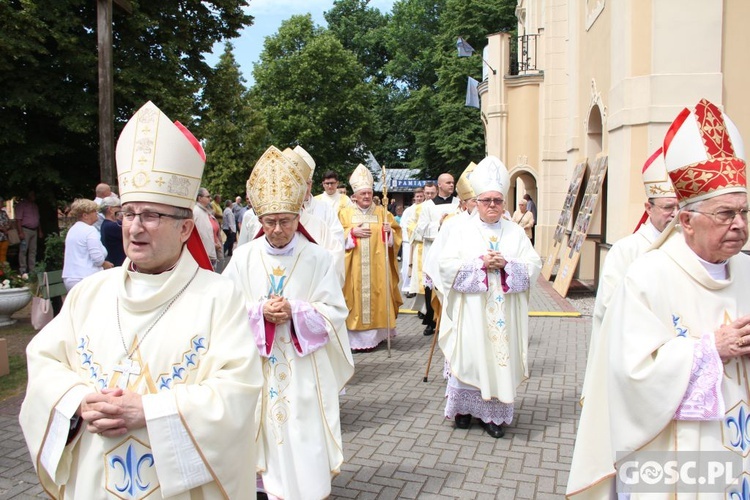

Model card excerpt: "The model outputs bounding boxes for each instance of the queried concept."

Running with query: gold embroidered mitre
[456,161,478,201]
[470,156,510,197]
[293,145,316,181]
[247,146,310,217]
[116,101,206,209]
[349,164,373,193]
[663,98,746,206]
[641,147,675,199]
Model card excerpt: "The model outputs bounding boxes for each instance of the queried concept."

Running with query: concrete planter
[0,287,32,327]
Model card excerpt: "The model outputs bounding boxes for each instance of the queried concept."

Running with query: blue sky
[206,0,398,87]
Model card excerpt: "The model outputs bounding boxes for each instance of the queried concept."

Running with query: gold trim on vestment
[352,212,379,325]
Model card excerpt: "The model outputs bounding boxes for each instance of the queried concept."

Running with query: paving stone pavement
[0,277,591,499]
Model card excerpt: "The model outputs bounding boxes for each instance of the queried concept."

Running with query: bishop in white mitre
[438,156,541,439]
[19,102,263,499]
[580,148,678,404]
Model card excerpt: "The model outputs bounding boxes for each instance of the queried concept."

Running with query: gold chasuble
[339,205,403,331]
[407,204,425,294]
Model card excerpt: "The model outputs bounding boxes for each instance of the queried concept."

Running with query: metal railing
[510,33,540,75]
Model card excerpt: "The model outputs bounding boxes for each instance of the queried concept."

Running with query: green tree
[324,0,391,83]
[200,43,268,200]
[252,15,374,182]
[425,0,516,178]
[0,0,252,205]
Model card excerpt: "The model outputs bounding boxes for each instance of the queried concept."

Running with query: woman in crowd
[99,195,125,266]
[62,199,112,291]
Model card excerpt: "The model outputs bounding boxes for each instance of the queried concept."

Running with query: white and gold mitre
[641,147,675,199]
[456,161,478,201]
[248,146,310,217]
[349,164,373,193]
[293,145,316,180]
[470,156,510,197]
[115,101,205,209]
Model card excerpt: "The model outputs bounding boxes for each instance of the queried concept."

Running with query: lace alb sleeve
[674,332,724,421]
[452,257,488,293]
[503,259,531,294]
[289,300,329,356]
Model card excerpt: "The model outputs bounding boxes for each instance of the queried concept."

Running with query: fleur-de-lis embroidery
[726,406,750,452]
[672,314,688,338]
[109,444,154,497]
[729,475,750,500]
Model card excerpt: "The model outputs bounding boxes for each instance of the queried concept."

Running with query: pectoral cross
[113,359,141,389]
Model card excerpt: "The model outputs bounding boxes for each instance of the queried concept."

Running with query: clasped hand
[482,250,506,271]
[263,295,291,324]
[715,315,750,360]
[80,388,145,438]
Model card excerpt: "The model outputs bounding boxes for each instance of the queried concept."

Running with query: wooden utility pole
[97,0,131,186]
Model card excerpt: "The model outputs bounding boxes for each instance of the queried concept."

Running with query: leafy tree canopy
[252,14,374,184]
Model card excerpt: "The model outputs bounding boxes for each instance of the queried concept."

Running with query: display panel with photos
[540,161,587,280]
[553,156,608,297]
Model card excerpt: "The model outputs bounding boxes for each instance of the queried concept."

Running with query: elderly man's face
[645,196,679,232]
[437,174,455,197]
[122,202,193,274]
[260,213,299,248]
[476,191,504,223]
[680,193,749,263]
[465,198,477,214]
[355,189,373,209]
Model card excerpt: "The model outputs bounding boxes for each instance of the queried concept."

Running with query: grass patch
[0,355,27,402]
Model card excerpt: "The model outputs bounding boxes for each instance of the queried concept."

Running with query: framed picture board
[553,156,608,297]
[540,161,587,280]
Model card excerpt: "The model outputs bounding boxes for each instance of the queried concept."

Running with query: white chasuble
[19,251,263,499]
[581,221,659,404]
[438,217,541,402]
[223,235,354,500]
[567,228,750,499]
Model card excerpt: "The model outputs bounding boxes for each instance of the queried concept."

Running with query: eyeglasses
[116,211,189,228]
[477,198,504,206]
[650,202,679,212]
[322,181,337,186]
[687,208,749,225]
[199,194,210,199]
[260,215,298,230]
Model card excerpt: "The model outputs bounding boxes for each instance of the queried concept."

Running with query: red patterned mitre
[663,99,747,206]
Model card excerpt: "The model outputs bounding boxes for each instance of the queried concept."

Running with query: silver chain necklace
[117,267,199,360]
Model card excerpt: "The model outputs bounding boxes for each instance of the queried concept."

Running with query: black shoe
[423,325,435,336]
[483,422,505,439]
[405,292,416,298]
[454,414,472,429]
[417,312,425,320]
